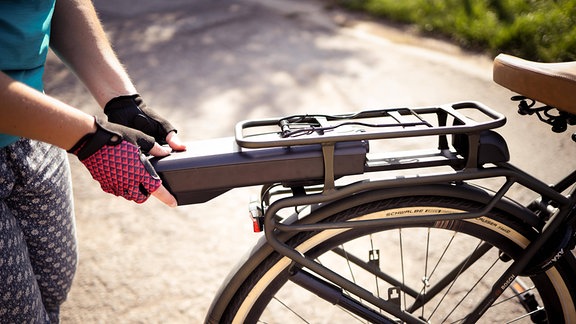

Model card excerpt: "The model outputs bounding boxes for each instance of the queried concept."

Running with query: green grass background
[336,0,576,62]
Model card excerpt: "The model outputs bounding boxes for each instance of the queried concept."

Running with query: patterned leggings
[0,139,77,323]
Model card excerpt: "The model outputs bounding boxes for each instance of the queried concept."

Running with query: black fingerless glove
[104,94,176,145]
[68,117,161,203]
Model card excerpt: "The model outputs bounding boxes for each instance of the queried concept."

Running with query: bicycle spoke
[338,244,369,312]
[330,247,420,297]
[289,269,399,323]
[504,307,546,324]
[422,227,431,320]
[407,240,494,314]
[398,228,407,310]
[492,280,536,307]
[442,252,500,323]
[408,230,458,315]
[369,235,382,300]
[272,278,372,324]
[341,244,359,290]
[270,297,310,323]
[428,239,485,322]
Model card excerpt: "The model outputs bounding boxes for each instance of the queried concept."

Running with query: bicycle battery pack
[150,137,367,205]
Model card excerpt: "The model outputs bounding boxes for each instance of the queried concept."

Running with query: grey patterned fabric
[0,139,77,323]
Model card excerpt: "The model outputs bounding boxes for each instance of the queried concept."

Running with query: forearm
[0,72,96,150]
[50,0,136,107]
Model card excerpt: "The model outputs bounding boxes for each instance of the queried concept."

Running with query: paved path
[49,0,576,322]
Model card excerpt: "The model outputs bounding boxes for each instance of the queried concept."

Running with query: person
[0,0,186,322]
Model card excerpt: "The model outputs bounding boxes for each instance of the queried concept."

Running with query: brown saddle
[493,54,576,114]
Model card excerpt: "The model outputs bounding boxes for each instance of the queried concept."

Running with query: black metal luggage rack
[236,101,508,191]
[152,101,507,206]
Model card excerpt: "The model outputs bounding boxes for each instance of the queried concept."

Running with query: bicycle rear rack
[236,101,506,148]
[152,101,508,206]
[236,101,508,189]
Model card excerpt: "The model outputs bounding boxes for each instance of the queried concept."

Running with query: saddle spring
[512,96,576,141]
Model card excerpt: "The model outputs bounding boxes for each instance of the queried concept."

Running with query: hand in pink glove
[69,117,163,203]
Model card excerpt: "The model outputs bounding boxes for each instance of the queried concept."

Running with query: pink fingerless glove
[69,117,162,203]
[81,140,161,203]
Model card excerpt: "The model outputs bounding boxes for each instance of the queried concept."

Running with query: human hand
[104,94,186,151]
[69,117,177,207]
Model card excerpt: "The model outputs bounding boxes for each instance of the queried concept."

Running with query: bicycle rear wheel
[215,194,576,323]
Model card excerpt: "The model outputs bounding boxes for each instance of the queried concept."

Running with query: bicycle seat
[493,54,576,114]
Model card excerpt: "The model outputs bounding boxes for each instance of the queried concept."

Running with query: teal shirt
[0,0,56,148]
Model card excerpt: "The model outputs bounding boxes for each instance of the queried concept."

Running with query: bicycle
[151,53,576,323]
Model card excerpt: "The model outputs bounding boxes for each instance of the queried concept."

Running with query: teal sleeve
[0,0,56,148]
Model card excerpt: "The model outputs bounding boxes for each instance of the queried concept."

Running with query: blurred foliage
[336,0,576,62]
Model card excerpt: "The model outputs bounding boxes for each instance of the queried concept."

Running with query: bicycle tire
[211,189,576,323]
